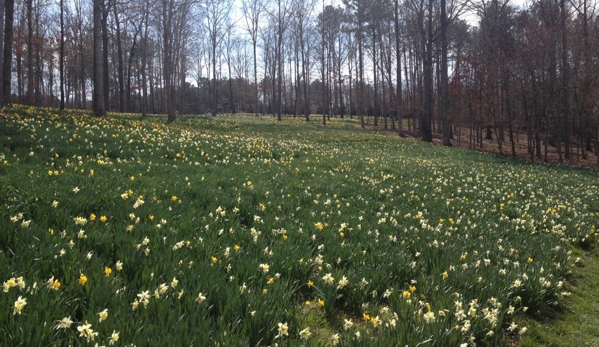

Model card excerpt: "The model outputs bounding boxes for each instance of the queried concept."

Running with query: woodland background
[0,0,597,163]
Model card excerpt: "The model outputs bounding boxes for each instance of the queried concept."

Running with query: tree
[421,0,433,142]
[0,0,4,106]
[202,0,235,116]
[268,0,290,121]
[26,0,33,104]
[2,0,15,106]
[440,0,451,146]
[59,0,64,110]
[290,0,316,121]
[93,0,106,117]
[394,0,403,136]
[560,0,570,159]
[241,0,265,115]
[343,0,371,128]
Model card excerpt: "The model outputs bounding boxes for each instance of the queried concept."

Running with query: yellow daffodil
[97,309,108,322]
[13,296,27,315]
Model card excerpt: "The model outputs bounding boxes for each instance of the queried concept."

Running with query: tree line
[0,0,598,162]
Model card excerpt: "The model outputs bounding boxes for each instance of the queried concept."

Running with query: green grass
[516,245,599,346]
[1,105,599,346]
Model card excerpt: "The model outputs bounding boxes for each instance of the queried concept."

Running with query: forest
[0,0,598,163]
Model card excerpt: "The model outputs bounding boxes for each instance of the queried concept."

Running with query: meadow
[1,105,598,346]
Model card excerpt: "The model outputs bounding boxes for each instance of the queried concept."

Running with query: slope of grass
[1,105,599,346]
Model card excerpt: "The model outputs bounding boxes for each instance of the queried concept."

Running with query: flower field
[1,105,598,346]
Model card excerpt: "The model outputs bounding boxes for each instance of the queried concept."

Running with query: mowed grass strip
[516,245,599,347]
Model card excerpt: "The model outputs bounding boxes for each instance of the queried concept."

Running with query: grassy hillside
[1,105,598,346]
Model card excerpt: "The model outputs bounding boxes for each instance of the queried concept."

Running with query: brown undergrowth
[366,124,599,171]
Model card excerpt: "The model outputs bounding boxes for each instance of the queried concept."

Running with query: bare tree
[422,0,433,142]
[201,0,235,116]
[440,0,451,145]
[1,0,14,106]
[560,0,570,159]
[291,0,317,121]
[241,0,265,115]
[394,0,403,136]
[271,0,291,121]
[59,0,64,110]
[93,0,106,116]
[26,0,33,104]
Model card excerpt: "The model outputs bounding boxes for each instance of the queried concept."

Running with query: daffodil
[423,311,436,323]
[337,275,348,289]
[79,274,88,285]
[3,278,16,292]
[108,331,120,345]
[13,296,26,315]
[330,333,340,345]
[46,276,61,290]
[98,309,108,322]
[275,322,289,338]
[196,292,207,303]
[299,327,311,339]
[322,273,334,285]
[55,316,73,329]
[77,321,98,342]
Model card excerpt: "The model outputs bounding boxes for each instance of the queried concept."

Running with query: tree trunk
[163,0,175,122]
[114,4,125,113]
[59,0,65,110]
[372,26,378,127]
[102,0,110,112]
[440,0,451,146]
[93,0,106,117]
[394,0,403,136]
[421,0,433,142]
[0,0,5,106]
[561,0,570,159]
[1,0,14,106]
[26,0,33,105]
[358,20,364,128]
